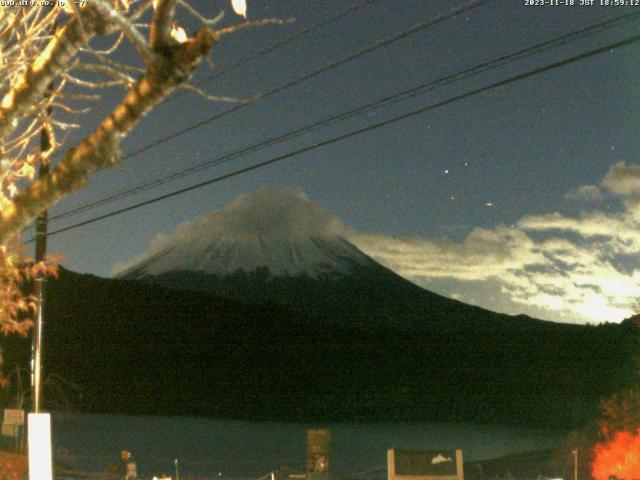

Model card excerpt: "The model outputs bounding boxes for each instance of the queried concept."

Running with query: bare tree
[0,0,267,335]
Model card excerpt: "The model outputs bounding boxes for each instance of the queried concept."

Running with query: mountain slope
[120,234,378,278]
[117,189,551,332]
[1,268,635,428]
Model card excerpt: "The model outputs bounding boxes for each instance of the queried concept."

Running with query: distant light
[485,202,494,207]
[28,413,53,480]
[444,169,449,175]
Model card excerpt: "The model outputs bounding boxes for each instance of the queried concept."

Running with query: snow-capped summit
[118,188,379,279]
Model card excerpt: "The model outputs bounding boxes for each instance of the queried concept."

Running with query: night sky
[32,0,640,324]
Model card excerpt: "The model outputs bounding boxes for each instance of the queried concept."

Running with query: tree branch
[90,0,155,66]
[0,26,218,243]
[0,7,108,148]
[150,0,177,50]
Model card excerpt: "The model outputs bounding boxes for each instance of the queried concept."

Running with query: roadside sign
[3,409,24,426]
[387,449,464,480]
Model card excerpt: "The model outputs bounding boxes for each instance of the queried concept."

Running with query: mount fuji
[117,188,529,330]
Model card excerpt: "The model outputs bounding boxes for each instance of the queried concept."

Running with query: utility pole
[31,117,50,414]
[572,449,578,480]
[27,16,56,480]
[31,12,57,412]
[29,5,58,414]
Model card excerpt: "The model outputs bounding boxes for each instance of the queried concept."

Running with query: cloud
[173,187,346,243]
[350,226,542,281]
[349,225,636,323]
[565,184,604,203]
[347,162,640,324]
[603,161,640,197]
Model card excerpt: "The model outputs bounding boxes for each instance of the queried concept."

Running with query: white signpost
[28,413,53,480]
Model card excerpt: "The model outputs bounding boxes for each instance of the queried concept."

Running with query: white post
[28,413,53,480]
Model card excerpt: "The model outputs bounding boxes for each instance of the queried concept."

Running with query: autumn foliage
[592,430,640,480]
[0,452,27,480]
[591,349,640,480]
[0,244,59,337]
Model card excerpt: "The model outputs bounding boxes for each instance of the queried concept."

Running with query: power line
[26,33,640,243]
[50,9,640,222]
[122,0,492,160]
[48,0,493,219]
